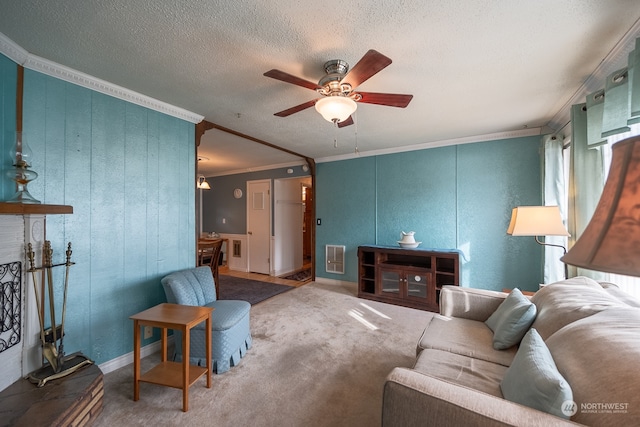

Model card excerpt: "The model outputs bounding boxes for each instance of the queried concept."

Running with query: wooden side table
[130,303,213,412]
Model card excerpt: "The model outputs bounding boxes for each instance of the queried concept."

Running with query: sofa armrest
[382,368,578,427]
[440,286,508,321]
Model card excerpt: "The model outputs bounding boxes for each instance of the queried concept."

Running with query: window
[600,124,640,299]
[561,124,640,297]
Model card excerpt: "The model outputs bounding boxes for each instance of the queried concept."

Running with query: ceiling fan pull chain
[334,120,339,148]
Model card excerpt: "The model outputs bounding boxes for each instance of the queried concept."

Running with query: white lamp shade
[507,206,570,236]
[197,175,211,190]
[315,96,357,123]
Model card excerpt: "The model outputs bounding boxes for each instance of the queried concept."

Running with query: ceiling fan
[263,50,413,128]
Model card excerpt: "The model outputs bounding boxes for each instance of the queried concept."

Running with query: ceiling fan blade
[341,50,392,89]
[337,115,354,128]
[264,69,321,91]
[357,92,413,108]
[274,99,318,117]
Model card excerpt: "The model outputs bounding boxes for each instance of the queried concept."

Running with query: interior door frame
[273,176,309,276]
[195,120,315,280]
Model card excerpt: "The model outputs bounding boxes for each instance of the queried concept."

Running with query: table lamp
[507,205,570,279]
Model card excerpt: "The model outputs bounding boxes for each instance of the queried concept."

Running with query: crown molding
[0,32,28,64]
[547,17,640,132]
[0,32,203,124]
[315,127,543,164]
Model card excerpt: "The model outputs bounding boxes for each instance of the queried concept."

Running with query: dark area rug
[217,275,294,305]
[280,268,312,282]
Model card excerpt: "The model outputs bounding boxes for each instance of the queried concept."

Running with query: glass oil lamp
[6,132,40,204]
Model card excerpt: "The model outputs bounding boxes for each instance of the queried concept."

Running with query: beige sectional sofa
[382,277,640,426]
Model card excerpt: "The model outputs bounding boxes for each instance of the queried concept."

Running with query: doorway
[273,176,311,277]
[195,120,315,282]
[302,181,312,263]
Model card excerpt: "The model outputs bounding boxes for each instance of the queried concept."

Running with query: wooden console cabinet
[358,245,460,312]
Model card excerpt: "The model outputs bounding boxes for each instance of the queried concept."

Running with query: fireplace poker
[27,243,57,371]
[57,242,73,365]
[44,241,59,372]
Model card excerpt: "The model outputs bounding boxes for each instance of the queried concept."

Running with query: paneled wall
[0,54,17,199]
[0,61,195,366]
[316,136,543,292]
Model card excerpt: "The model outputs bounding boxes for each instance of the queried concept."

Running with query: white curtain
[541,134,567,284]
[567,104,607,281]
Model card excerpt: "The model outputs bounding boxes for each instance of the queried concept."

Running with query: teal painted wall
[315,156,377,279]
[6,67,196,365]
[456,139,541,289]
[316,137,543,292]
[0,54,17,199]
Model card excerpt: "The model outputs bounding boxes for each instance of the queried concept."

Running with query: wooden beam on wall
[16,65,23,132]
[202,120,314,164]
[195,120,215,147]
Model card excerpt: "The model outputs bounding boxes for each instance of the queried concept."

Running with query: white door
[247,179,271,274]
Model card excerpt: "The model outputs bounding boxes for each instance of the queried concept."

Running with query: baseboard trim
[98,336,173,375]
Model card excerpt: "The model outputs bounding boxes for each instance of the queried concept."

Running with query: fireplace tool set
[25,241,93,387]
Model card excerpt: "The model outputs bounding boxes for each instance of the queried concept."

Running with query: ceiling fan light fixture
[315,96,357,123]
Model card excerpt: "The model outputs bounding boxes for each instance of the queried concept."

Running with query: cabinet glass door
[406,273,430,301]
[380,270,401,297]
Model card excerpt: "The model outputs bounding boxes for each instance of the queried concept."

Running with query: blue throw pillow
[501,328,573,419]
[485,288,536,349]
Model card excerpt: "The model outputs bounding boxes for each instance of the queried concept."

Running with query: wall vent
[325,245,345,274]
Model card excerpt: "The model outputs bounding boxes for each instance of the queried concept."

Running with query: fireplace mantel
[0,202,73,215]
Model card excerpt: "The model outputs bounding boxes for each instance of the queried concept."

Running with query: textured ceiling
[1,1,640,176]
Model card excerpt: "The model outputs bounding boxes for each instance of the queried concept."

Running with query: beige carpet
[94,281,435,427]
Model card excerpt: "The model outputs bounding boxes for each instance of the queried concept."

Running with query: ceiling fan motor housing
[318,59,353,97]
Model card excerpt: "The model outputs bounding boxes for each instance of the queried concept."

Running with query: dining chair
[198,239,224,298]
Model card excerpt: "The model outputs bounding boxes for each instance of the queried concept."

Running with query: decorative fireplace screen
[0,261,21,354]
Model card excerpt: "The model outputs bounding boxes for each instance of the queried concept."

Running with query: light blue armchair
[161,266,252,373]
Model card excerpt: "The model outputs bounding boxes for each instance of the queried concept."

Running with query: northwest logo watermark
[562,400,629,417]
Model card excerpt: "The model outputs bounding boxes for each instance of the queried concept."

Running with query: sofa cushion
[546,307,640,425]
[485,288,537,350]
[530,276,627,340]
[599,281,640,308]
[440,286,509,321]
[414,348,507,398]
[418,315,516,367]
[501,328,572,419]
[546,275,603,289]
